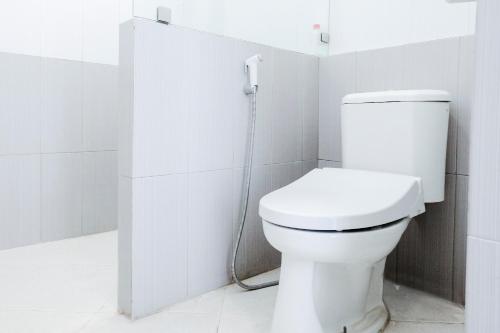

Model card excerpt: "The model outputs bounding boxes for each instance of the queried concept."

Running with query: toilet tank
[341,90,450,203]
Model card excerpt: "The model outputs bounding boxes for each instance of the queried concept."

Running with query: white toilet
[260,90,450,333]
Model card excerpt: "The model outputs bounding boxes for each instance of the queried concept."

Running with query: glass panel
[131,0,330,56]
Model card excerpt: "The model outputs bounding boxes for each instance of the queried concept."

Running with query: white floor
[0,231,465,333]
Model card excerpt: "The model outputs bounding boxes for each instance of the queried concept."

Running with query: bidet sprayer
[244,54,263,94]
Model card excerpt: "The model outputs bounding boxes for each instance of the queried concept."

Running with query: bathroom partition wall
[318,36,475,305]
[118,18,319,319]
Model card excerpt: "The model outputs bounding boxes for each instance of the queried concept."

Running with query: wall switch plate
[157,7,172,24]
[321,32,330,44]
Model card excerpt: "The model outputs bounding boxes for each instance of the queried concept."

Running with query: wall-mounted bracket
[321,32,330,44]
[157,7,172,25]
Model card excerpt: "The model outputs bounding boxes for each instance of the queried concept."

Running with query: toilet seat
[259,168,425,231]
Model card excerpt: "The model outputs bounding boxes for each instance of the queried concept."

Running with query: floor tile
[79,312,219,333]
[0,310,92,333]
[0,232,467,333]
[384,280,464,323]
[385,321,465,333]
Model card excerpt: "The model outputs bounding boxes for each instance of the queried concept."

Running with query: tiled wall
[328,0,476,55]
[118,18,319,319]
[0,52,118,250]
[318,36,475,304]
[466,0,500,330]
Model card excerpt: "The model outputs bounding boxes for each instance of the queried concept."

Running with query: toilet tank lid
[342,90,451,104]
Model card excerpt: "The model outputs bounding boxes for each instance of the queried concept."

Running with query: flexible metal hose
[231,86,279,291]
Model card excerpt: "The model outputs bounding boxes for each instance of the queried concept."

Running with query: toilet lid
[259,168,425,231]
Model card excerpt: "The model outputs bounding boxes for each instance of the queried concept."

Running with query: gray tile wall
[466,0,500,330]
[318,36,475,305]
[0,52,118,250]
[118,19,319,319]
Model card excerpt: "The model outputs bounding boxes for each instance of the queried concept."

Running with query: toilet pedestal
[271,256,388,333]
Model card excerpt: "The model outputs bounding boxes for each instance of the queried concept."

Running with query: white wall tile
[41,58,83,153]
[300,55,319,161]
[41,153,82,242]
[118,21,135,178]
[0,0,42,56]
[232,166,278,278]
[271,162,303,192]
[186,32,234,172]
[402,38,460,174]
[0,155,41,250]
[0,53,41,155]
[232,43,274,168]
[468,0,500,242]
[318,160,342,168]
[302,160,318,175]
[83,0,119,65]
[42,0,83,61]
[272,49,301,164]
[131,173,188,318]
[118,176,132,315]
[82,151,118,235]
[83,63,118,151]
[465,237,500,332]
[132,22,189,177]
[188,170,233,296]
[318,53,356,162]
[355,46,405,92]
[457,36,475,176]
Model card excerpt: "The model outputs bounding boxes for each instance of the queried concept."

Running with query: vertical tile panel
[131,174,188,317]
[467,0,500,330]
[402,38,460,174]
[118,21,134,178]
[317,160,342,168]
[318,53,356,162]
[271,49,302,164]
[41,58,83,153]
[233,165,277,278]
[41,153,82,241]
[398,174,456,299]
[355,46,404,92]
[187,170,233,296]
[453,175,468,304]
[465,237,500,332]
[468,0,500,242]
[300,54,319,162]
[186,30,234,172]
[132,22,189,177]
[83,63,118,151]
[302,160,318,175]
[0,53,41,155]
[456,36,475,176]
[118,176,132,315]
[0,155,41,250]
[232,42,275,168]
[82,151,118,235]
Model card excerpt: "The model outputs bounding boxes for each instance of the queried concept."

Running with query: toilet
[260,90,450,333]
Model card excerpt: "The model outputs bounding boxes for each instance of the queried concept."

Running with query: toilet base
[271,255,389,333]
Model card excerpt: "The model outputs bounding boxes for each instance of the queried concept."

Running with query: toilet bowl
[260,167,424,333]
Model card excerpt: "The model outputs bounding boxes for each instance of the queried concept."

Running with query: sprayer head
[245,54,263,91]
